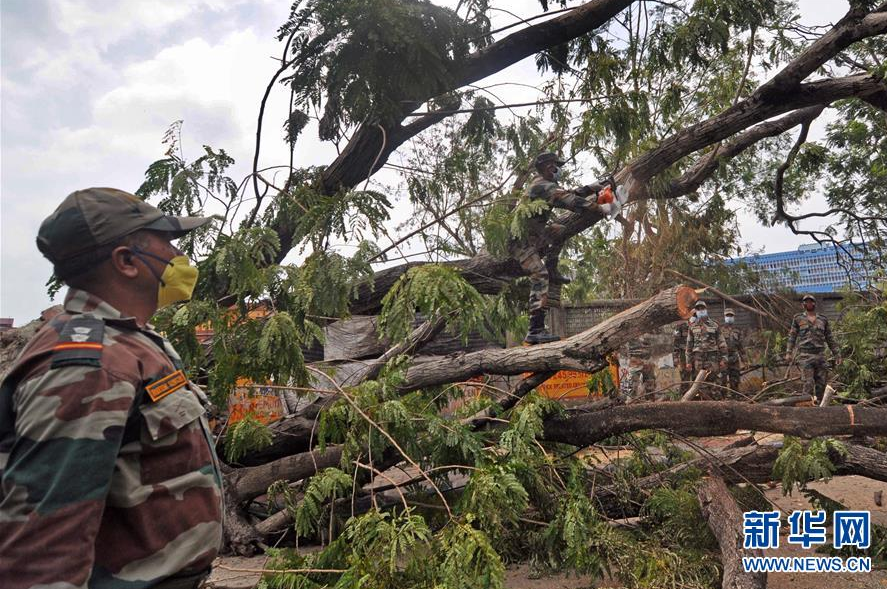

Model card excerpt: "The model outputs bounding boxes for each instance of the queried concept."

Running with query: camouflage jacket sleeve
[529,178,591,213]
[786,316,799,353]
[685,328,694,363]
[550,188,592,213]
[736,330,747,361]
[823,316,840,356]
[0,365,137,589]
[717,327,728,360]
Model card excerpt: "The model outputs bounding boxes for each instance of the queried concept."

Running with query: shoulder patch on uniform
[145,370,188,402]
[51,316,105,368]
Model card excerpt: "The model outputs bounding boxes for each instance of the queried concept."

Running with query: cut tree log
[543,401,887,446]
[696,475,767,589]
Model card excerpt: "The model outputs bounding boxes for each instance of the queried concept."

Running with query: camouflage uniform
[720,323,746,393]
[787,312,840,402]
[0,289,224,589]
[626,335,656,399]
[672,321,693,389]
[685,318,728,399]
[509,176,593,313]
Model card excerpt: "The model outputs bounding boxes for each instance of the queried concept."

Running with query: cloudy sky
[1,0,847,324]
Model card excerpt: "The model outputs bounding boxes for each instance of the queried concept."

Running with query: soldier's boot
[524,310,560,345]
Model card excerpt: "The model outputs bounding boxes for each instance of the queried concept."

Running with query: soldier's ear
[109,246,139,279]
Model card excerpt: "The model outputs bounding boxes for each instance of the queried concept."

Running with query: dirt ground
[207,434,886,589]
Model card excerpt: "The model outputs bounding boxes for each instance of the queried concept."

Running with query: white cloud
[1,6,306,322]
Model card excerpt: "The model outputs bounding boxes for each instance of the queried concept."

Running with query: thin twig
[306,366,454,518]
[215,564,346,575]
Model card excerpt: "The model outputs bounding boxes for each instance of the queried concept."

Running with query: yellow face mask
[132,250,199,307]
[157,255,199,307]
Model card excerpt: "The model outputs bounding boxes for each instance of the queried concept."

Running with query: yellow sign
[537,370,596,399]
[535,362,619,400]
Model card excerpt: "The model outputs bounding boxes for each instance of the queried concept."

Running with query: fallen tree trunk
[543,401,887,446]
[239,284,695,465]
[696,475,767,589]
[401,284,697,391]
[592,441,887,519]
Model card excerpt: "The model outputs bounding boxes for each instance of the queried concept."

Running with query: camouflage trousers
[513,245,548,313]
[691,352,723,400]
[799,352,828,402]
[721,361,741,393]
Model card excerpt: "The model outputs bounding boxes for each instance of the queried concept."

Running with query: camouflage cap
[694,300,707,309]
[37,187,211,263]
[533,152,566,168]
[724,308,735,316]
[801,294,816,302]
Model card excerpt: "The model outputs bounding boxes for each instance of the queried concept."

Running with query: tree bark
[236,284,693,470]
[696,475,767,589]
[832,441,887,483]
[227,446,344,503]
[543,402,887,446]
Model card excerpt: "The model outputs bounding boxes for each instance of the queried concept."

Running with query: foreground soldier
[512,152,618,344]
[720,308,746,393]
[785,294,842,403]
[685,300,728,399]
[0,188,223,589]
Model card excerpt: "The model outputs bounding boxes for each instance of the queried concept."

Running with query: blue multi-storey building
[727,243,877,293]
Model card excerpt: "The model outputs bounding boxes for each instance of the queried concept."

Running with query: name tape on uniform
[146,370,188,402]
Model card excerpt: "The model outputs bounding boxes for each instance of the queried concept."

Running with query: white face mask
[725,316,734,324]
[551,166,562,181]
[696,309,708,319]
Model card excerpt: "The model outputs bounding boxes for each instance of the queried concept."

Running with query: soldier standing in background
[785,294,842,403]
[626,334,656,399]
[720,308,746,394]
[672,311,696,392]
[685,300,728,399]
[0,188,223,589]
[511,152,614,344]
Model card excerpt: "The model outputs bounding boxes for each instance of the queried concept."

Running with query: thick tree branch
[664,106,825,200]
[543,401,887,446]
[227,446,343,504]
[348,73,883,313]
[696,475,767,589]
[317,0,635,194]
[543,73,885,258]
